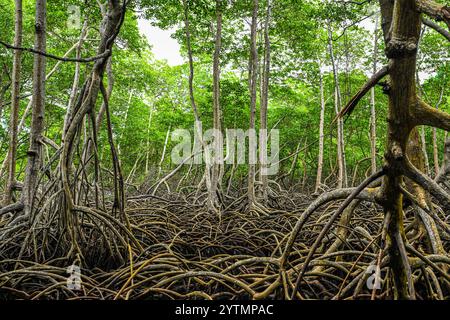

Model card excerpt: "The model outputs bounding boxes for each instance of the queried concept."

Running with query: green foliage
[0,0,448,188]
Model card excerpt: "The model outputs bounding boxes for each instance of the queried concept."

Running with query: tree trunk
[182,0,214,209]
[145,104,154,174]
[61,0,124,218]
[432,86,445,176]
[259,0,271,203]
[248,0,259,206]
[22,0,46,217]
[420,126,430,174]
[210,0,223,210]
[4,0,23,206]
[370,16,379,175]
[63,20,87,140]
[315,71,326,193]
[378,0,421,299]
[327,23,347,188]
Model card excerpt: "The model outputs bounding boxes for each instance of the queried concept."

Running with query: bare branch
[0,39,111,63]
[334,65,389,122]
[422,17,450,41]
[41,136,60,150]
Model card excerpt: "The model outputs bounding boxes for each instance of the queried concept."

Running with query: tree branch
[403,159,450,212]
[416,0,450,29]
[334,65,389,122]
[0,39,111,63]
[412,99,450,131]
[422,17,450,41]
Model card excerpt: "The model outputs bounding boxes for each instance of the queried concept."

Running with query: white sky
[137,19,184,66]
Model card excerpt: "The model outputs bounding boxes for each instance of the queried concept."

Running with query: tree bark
[182,0,214,210]
[210,0,223,210]
[327,23,347,188]
[315,71,326,193]
[248,0,259,206]
[4,0,23,206]
[377,0,421,299]
[432,86,445,176]
[259,0,271,203]
[370,16,379,175]
[22,0,46,217]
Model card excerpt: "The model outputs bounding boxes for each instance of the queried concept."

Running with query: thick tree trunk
[22,0,46,217]
[377,0,422,300]
[4,0,23,206]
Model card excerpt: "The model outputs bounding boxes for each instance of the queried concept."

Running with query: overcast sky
[137,19,184,66]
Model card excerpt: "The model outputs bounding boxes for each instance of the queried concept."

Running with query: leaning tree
[274,0,450,300]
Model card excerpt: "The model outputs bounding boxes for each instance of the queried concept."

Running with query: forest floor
[1,185,448,300]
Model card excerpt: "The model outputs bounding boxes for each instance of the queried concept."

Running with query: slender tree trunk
[63,20,87,140]
[315,71,326,193]
[182,0,214,209]
[95,1,114,130]
[415,36,430,175]
[248,0,259,206]
[432,86,444,176]
[259,0,271,203]
[22,0,46,217]
[145,104,154,174]
[436,138,450,182]
[370,16,379,175]
[117,89,133,156]
[4,0,23,206]
[210,0,223,209]
[420,126,430,174]
[157,125,171,179]
[327,23,347,188]
[432,127,439,175]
